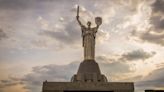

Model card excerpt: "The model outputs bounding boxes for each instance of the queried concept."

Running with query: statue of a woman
[76,6,102,60]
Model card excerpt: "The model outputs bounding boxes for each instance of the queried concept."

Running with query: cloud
[0,78,27,92]
[150,16,164,31]
[120,49,156,61]
[100,61,132,78]
[152,0,164,14]
[0,0,62,10]
[136,67,164,90]
[40,20,80,45]
[140,31,164,46]
[128,0,164,46]
[150,0,164,32]
[20,62,79,92]
[0,28,7,40]
[0,79,24,89]
[0,0,33,10]
[96,55,117,63]
[98,49,156,62]
[131,29,164,46]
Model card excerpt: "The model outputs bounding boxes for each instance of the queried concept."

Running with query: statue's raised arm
[76,6,85,27]
[92,17,102,33]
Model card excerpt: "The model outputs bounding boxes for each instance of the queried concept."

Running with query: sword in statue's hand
[76,5,83,26]
[77,5,79,19]
[76,5,83,27]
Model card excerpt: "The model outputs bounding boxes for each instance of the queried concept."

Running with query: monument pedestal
[71,60,107,82]
[42,60,134,92]
[43,82,134,92]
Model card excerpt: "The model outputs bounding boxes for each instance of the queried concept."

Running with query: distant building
[145,90,164,92]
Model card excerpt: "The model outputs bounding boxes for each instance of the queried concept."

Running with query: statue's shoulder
[92,27,98,30]
[81,25,86,29]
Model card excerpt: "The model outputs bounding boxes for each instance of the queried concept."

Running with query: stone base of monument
[42,60,134,92]
[71,60,108,82]
[42,82,134,92]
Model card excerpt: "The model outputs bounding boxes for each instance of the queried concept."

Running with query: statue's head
[87,21,91,27]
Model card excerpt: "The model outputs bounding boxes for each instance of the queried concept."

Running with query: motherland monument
[42,6,134,92]
[77,5,101,60]
[71,6,107,82]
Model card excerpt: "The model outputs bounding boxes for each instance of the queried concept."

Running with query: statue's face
[87,21,91,27]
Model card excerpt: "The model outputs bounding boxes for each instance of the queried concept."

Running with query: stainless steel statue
[76,6,102,60]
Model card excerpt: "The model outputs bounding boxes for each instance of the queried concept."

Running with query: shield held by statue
[95,17,102,26]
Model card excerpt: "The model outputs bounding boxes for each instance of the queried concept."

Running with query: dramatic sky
[0,0,164,92]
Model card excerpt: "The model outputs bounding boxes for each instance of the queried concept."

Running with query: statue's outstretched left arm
[94,25,99,33]
[95,17,102,33]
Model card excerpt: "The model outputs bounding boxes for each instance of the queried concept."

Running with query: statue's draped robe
[81,26,97,60]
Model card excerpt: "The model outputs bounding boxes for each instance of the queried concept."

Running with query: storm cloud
[152,0,164,14]
[150,16,164,31]
[0,29,7,40]
[40,20,80,45]
[150,0,164,32]
[120,49,156,61]
[136,67,164,91]
[0,78,25,91]
[132,29,164,46]
[129,0,164,46]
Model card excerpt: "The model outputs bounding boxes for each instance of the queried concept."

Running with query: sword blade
[77,5,79,16]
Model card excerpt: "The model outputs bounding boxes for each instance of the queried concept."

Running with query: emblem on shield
[95,17,102,26]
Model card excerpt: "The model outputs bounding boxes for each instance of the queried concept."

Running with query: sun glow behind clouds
[130,61,155,77]
[101,0,164,83]
[2,84,28,92]
[124,2,154,77]
[129,1,152,31]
